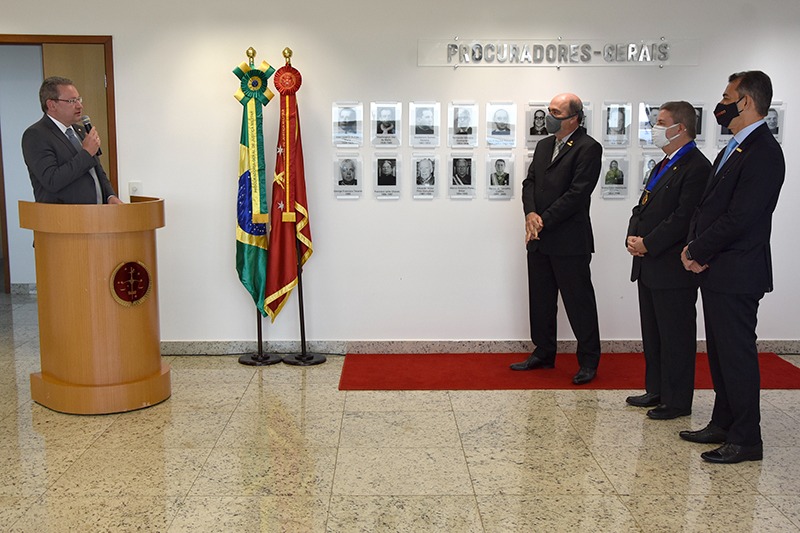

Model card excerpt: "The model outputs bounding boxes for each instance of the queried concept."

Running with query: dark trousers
[527,250,601,369]
[701,288,763,446]
[638,281,697,410]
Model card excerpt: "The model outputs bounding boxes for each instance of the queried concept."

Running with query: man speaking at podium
[22,76,121,205]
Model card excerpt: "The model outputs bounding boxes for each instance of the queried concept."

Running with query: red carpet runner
[339,352,800,391]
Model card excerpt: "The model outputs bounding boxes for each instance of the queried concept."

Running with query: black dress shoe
[679,423,728,444]
[510,353,555,371]
[626,392,661,407]
[646,405,691,420]
[701,443,763,464]
[572,367,596,385]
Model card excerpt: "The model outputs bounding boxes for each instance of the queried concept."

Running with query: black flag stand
[282,240,326,367]
[238,310,283,366]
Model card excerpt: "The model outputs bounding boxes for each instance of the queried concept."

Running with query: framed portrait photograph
[602,102,632,147]
[371,102,401,148]
[766,102,785,144]
[692,104,706,145]
[411,154,438,199]
[448,102,478,148]
[333,155,362,199]
[486,102,516,148]
[525,102,548,149]
[600,154,629,198]
[580,101,593,135]
[448,154,476,198]
[640,152,662,192]
[332,102,363,147]
[487,154,513,199]
[409,102,440,148]
[637,102,661,146]
[374,154,400,199]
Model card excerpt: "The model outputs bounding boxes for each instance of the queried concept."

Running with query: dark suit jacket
[21,114,116,204]
[687,123,785,294]
[628,146,711,289]
[522,127,601,255]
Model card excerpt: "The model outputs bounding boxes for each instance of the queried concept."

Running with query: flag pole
[238,308,282,366]
[274,48,325,367]
[282,239,326,366]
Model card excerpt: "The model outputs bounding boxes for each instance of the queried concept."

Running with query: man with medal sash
[625,101,711,419]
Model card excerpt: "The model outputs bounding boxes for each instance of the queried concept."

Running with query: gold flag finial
[283,47,292,66]
[246,47,256,66]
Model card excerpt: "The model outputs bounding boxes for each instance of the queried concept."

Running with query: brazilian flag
[233,59,275,316]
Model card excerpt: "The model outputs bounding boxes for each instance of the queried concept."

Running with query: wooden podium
[19,197,171,414]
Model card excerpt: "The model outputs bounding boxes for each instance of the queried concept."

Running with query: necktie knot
[65,127,82,150]
[718,137,739,172]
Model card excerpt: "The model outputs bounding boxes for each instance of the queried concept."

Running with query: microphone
[80,115,102,156]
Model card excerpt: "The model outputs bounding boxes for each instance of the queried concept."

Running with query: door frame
[0,34,117,293]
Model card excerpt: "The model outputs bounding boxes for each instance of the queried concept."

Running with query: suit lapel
[547,129,580,168]
[705,124,766,194]
[43,116,80,156]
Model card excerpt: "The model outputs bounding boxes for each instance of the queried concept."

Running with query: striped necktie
[551,139,564,162]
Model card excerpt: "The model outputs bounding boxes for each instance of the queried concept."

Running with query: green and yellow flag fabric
[233,59,275,316]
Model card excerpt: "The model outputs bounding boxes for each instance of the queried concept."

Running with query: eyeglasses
[53,97,83,105]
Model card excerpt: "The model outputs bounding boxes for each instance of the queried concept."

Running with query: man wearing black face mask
[512,93,602,386]
[679,71,785,464]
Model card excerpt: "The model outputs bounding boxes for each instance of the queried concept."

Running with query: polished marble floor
[2,292,800,532]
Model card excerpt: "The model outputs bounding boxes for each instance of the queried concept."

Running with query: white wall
[1,0,798,342]
[0,45,39,284]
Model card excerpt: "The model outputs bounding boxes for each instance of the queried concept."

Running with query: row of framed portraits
[333,151,689,201]
[333,101,786,150]
[333,154,516,200]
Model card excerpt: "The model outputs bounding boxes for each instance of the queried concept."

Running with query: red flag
[264,63,312,321]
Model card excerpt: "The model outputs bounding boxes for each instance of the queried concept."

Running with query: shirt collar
[46,113,73,135]
[733,119,766,145]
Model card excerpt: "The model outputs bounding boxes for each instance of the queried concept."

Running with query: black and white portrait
[607,105,627,135]
[332,102,363,147]
[371,101,401,147]
[409,102,440,147]
[638,102,661,145]
[487,102,516,147]
[603,102,631,147]
[377,158,397,186]
[448,103,478,147]
[333,155,363,198]
[338,158,357,186]
[529,107,547,136]
[337,107,357,134]
[416,157,436,186]
[376,107,396,135]
[415,107,435,135]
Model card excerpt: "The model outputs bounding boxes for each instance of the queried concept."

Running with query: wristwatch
[685,245,694,261]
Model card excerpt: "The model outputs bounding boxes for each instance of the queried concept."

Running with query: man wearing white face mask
[625,101,711,419]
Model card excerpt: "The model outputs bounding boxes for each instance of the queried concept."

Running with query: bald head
[548,93,584,138]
